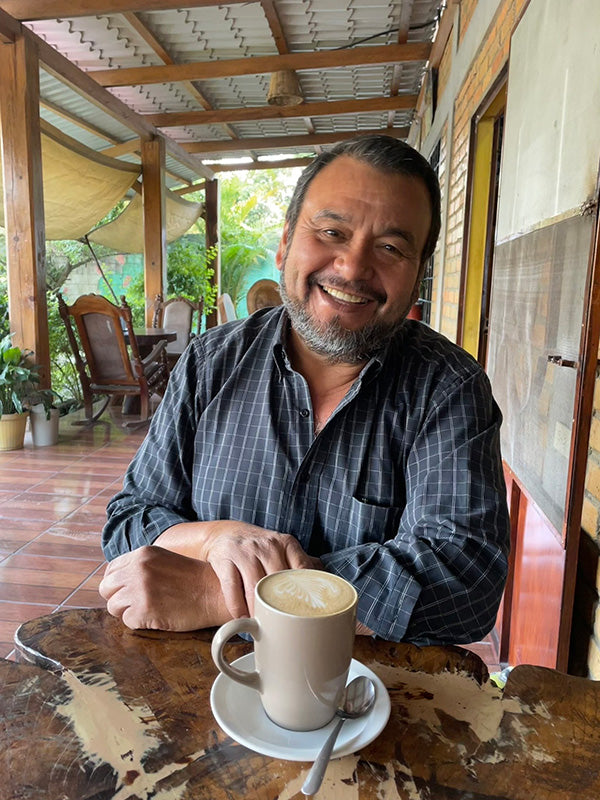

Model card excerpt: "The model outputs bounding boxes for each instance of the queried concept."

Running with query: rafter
[184,127,410,156]
[146,95,417,128]
[91,43,431,87]
[121,11,240,142]
[0,1,250,21]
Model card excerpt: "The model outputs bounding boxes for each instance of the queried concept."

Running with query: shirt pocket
[348,495,403,544]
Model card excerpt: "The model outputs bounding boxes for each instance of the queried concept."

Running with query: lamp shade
[267,70,304,106]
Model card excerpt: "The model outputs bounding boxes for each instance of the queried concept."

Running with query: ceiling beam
[0,5,20,42]
[121,11,240,142]
[210,157,314,173]
[184,127,410,156]
[92,42,432,87]
[146,94,418,128]
[0,1,250,21]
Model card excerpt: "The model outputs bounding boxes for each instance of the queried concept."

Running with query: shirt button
[300,408,310,418]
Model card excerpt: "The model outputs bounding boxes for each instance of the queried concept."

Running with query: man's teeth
[321,285,367,304]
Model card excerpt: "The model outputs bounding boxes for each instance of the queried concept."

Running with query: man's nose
[334,240,373,279]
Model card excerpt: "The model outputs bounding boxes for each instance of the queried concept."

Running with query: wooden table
[3,608,600,800]
[130,327,177,356]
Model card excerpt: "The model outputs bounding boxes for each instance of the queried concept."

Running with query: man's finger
[213,560,250,619]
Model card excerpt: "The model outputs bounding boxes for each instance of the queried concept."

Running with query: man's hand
[190,521,319,619]
[99,545,231,631]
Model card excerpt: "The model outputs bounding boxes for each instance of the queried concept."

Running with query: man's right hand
[99,545,231,631]
[155,520,320,620]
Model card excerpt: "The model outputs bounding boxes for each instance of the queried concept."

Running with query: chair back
[59,293,141,387]
[152,294,203,357]
[58,292,169,425]
[217,293,237,324]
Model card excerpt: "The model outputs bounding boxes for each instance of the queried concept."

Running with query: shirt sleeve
[320,370,510,645]
[101,345,202,561]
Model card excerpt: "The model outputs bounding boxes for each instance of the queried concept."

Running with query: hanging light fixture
[267,69,304,106]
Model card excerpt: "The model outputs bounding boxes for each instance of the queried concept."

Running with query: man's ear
[275,222,290,272]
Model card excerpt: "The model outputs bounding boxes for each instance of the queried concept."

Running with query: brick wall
[436,0,528,340]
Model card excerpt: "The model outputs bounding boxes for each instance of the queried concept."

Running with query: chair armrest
[141,339,168,367]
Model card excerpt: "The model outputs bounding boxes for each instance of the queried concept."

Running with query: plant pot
[29,404,60,447]
[0,411,29,451]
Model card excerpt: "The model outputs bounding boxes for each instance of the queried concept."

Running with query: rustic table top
[3,607,599,800]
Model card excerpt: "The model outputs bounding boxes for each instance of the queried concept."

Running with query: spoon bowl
[301,675,376,796]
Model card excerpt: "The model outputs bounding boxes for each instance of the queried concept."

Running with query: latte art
[259,570,356,617]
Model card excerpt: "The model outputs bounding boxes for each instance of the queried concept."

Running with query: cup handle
[211,617,261,691]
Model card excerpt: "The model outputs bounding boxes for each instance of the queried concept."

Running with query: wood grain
[4,608,599,799]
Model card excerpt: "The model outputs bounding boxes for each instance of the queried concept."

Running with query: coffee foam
[258,570,356,617]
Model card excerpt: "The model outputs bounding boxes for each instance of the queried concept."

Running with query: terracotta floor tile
[62,589,105,609]
[0,566,91,590]
[0,600,56,622]
[2,553,103,574]
[0,584,67,604]
[20,537,103,560]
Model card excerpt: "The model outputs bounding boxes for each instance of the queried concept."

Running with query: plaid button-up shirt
[103,307,509,644]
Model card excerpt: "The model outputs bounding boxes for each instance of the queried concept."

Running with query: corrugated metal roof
[16,0,444,186]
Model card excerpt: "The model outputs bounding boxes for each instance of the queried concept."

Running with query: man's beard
[278,263,408,365]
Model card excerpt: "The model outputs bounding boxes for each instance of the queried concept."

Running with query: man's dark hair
[285,135,441,266]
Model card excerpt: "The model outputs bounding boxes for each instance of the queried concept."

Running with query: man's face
[276,155,432,364]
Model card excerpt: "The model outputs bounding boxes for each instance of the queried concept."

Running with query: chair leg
[71,396,111,426]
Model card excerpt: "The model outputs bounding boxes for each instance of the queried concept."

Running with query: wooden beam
[0,0,250,21]
[121,11,239,144]
[92,42,432,87]
[260,0,288,55]
[185,127,410,155]
[142,137,167,324]
[146,94,418,128]
[0,5,20,43]
[429,1,457,69]
[210,157,314,173]
[0,32,50,380]
[40,97,120,144]
[171,181,206,197]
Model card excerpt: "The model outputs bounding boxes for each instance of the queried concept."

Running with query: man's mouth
[319,284,371,305]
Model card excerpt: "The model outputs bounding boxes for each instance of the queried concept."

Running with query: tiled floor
[0,407,502,671]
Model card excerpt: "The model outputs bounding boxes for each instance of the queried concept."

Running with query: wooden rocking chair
[58,292,169,426]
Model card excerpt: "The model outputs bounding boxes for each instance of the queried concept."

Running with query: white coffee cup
[211,569,357,731]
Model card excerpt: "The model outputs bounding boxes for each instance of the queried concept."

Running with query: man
[100,135,509,644]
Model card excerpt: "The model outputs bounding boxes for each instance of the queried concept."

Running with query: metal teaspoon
[301,675,376,797]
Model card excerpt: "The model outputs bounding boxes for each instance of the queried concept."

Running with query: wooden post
[141,136,167,326]
[204,178,220,329]
[0,31,50,384]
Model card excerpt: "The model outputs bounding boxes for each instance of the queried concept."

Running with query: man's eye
[322,229,340,238]
[381,243,400,255]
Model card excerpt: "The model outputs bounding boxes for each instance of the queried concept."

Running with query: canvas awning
[0,120,140,240]
[88,191,204,253]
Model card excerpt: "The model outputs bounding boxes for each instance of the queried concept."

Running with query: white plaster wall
[496,0,600,243]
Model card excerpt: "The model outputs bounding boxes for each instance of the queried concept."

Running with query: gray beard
[278,268,406,365]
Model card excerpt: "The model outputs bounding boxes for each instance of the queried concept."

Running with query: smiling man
[100,135,510,644]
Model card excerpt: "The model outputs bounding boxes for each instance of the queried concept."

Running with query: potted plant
[26,387,62,447]
[0,334,41,451]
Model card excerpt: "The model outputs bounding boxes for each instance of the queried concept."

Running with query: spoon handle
[301,717,345,796]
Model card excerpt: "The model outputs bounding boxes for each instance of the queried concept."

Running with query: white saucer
[210,654,391,761]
